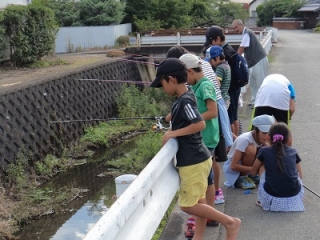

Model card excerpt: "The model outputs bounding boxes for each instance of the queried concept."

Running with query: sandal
[206,219,219,227]
[256,200,262,208]
[185,217,195,239]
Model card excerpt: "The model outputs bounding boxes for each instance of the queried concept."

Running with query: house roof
[297,4,320,12]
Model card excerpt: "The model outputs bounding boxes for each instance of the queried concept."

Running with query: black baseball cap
[150,58,186,88]
[204,26,224,47]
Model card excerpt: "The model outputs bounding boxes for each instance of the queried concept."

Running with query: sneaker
[248,174,260,184]
[235,176,256,189]
[185,217,195,239]
[214,188,225,205]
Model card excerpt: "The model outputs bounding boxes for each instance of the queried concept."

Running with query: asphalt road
[160,29,320,240]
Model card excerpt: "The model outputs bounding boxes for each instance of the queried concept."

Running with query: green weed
[105,132,162,173]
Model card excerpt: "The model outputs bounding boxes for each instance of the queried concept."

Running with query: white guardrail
[85,28,276,240]
[84,138,179,240]
[129,28,277,47]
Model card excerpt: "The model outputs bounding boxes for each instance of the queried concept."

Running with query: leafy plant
[105,132,162,173]
[257,0,304,27]
[1,4,58,66]
[115,35,130,47]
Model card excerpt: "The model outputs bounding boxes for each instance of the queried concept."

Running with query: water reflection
[17,136,140,240]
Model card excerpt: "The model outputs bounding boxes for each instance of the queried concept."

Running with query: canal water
[16,136,141,240]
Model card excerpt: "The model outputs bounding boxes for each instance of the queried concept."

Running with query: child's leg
[181,204,241,240]
[193,198,207,240]
[240,143,257,175]
[206,170,215,206]
[212,157,220,196]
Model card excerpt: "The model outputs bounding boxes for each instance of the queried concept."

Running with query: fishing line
[77,79,151,85]
[49,116,164,124]
[112,57,159,66]
[303,184,320,199]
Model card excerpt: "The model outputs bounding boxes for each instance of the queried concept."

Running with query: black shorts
[228,88,241,124]
[254,106,289,125]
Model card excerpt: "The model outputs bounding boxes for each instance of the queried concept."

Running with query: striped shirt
[200,58,222,101]
[215,61,231,103]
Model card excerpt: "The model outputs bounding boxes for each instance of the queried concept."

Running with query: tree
[0,12,7,60]
[1,5,58,65]
[47,0,82,27]
[123,0,193,32]
[124,0,249,32]
[256,0,304,27]
[214,2,249,27]
[79,0,126,26]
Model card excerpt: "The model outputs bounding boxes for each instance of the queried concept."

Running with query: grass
[26,58,69,68]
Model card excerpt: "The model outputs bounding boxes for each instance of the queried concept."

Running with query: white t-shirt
[240,27,250,48]
[254,74,291,110]
[227,131,260,159]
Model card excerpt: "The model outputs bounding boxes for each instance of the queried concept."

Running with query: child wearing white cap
[223,114,275,189]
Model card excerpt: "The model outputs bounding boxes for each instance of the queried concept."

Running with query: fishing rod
[77,79,152,85]
[112,57,159,66]
[49,116,165,124]
[50,116,169,133]
[303,184,320,199]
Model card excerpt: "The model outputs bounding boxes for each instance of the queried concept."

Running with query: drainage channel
[15,135,141,240]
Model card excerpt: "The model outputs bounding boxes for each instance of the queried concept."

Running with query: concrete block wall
[0,57,151,174]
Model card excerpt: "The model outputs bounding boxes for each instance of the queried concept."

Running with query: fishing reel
[151,116,169,133]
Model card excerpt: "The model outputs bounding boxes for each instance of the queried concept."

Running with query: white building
[0,0,30,10]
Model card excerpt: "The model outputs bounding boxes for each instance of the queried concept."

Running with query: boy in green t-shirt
[151,57,240,240]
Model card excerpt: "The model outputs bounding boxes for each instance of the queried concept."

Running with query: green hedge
[1,4,58,66]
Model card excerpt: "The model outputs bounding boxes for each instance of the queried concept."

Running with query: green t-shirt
[191,77,220,149]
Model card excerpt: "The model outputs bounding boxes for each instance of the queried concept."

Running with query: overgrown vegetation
[313,22,320,33]
[0,81,172,238]
[256,0,304,27]
[125,0,249,31]
[115,35,130,48]
[1,4,58,66]
[29,0,249,31]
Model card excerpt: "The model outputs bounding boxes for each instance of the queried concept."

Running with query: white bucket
[115,174,137,198]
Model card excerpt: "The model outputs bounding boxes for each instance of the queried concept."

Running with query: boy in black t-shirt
[150,58,241,240]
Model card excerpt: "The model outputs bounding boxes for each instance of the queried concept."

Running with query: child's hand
[162,130,174,146]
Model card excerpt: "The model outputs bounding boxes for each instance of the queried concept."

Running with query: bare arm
[289,98,295,118]
[251,158,263,176]
[165,112,172,122]
[202,99,218,121]
[296,162,302,179]
[237,46,245,55]
[161,120,205,146]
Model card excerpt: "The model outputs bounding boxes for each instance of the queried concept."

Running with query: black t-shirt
[222,43,240,92]
[171,88,211,167]
[257,146,301,197]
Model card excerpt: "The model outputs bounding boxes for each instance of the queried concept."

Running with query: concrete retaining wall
[0,57,152,174]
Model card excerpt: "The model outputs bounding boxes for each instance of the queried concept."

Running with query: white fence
[130,28,277,46]
[84,138,179,240]
[84,28,276,240]
[1,23,132,60]
[55,23,132,53]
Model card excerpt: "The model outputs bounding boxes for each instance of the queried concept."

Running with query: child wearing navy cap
[151,58,241,240]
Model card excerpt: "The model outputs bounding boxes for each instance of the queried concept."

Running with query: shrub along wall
[0,57,152,175]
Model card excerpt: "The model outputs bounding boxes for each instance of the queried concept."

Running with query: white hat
[179,53,201,69]
[252,115,275,132]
